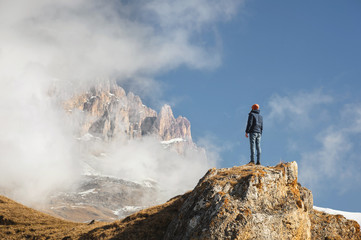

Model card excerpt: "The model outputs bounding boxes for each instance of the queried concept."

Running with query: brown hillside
[79,192,190,240]
[0,195,106,239]
[0,193,189,240]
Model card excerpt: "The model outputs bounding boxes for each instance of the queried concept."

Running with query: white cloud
[267,90,361,193]
[0,81,81,204]
[0,0,243,89]
[0,0,244,204]
[299,105,361,192]
[85,136,215,202]
[267,90,333,129]
[196,133,237,167]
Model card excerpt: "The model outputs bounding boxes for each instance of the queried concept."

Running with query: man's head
[252,104,259,110]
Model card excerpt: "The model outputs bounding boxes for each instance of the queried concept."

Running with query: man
[245,104,263,165]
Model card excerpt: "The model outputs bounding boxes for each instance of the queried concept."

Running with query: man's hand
[245,133,248,138]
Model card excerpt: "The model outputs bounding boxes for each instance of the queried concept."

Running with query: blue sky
[151,1,361,211]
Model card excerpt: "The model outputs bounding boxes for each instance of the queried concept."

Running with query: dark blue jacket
[245,110,263,134]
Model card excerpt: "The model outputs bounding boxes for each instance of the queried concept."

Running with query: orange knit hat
[252,104,259,110]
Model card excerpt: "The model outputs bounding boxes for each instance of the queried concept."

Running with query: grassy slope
[78,192,190,240]
[0,195,106,239]
[0,192,189,240]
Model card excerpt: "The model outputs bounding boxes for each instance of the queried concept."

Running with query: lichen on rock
[164,162,360,240]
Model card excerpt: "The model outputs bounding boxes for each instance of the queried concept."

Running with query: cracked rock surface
[164,162,360,240]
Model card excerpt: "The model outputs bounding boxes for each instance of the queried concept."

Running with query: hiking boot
[256,161,261,165]
[248,161,255,164]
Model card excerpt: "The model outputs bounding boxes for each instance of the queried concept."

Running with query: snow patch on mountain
[79,188,97,196]
[314,206,361,228]
[113,206,144,218]
[161,138,186,145]
[77,133,95,141]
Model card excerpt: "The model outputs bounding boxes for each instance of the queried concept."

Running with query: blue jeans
[249,133,261,163]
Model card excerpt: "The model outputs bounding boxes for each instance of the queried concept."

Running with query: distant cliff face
[63,80,192,144]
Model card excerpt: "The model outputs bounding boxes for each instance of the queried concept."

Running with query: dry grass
[79,192,190,240]
[0,192,190,240]
[40,204,117,223]
[203,164,269,190]
[0,195,107,239]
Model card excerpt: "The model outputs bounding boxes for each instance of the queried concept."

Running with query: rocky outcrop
[63,80,192,145]
[164,162,312,239]
[163,162,360,240]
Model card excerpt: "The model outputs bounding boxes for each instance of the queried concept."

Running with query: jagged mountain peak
[64,81,192,144]
[157,104,192,142]
[159,104,174,118]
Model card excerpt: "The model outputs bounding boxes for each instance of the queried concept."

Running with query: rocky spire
[155,104,192,141]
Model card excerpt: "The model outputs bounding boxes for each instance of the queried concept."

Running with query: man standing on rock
[245,104,263,165]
